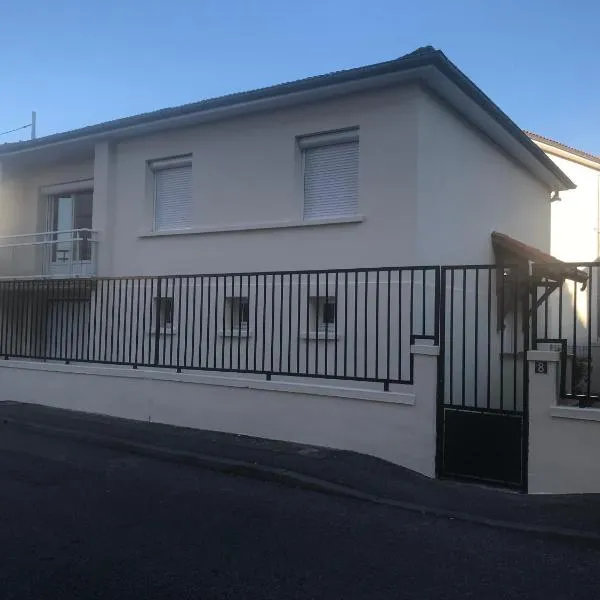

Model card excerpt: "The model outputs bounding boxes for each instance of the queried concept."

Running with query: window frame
[298,128,359,222]
[222,296,251,337]
[154,296,174,332]
[149,155,193,233]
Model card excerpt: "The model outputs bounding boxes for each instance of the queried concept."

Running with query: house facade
[3,47,596,494]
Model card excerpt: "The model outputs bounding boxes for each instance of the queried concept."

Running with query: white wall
[547,154,600,262]
[0,159,94,277]
[0,347,439,476]
[417,92,551,264]
[107,85,420,276]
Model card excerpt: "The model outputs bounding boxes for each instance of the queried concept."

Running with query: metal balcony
[0,229,98,279]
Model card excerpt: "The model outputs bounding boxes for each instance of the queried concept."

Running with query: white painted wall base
[0,346,439,477]
[528,350,600,494]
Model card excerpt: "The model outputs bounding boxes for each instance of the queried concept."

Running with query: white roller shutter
[303,141,358,220]
[154,165,192,231]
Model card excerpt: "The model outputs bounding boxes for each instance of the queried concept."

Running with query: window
[151,156,192,232]
[301,131,359,220]
[226,297,250,332]
[311,296,337,332]
[155,297,174,330]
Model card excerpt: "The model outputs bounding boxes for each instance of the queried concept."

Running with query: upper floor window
[150,156,192,232]
[300,130,359,221]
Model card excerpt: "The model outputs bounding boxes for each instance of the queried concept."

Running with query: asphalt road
[0,427,599,599]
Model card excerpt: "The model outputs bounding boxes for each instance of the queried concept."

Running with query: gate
[436,265,530,490]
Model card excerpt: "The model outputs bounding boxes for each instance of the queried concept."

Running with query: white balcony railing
[0,229,98,279]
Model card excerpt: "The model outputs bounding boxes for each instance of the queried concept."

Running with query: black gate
[436,265,530,491]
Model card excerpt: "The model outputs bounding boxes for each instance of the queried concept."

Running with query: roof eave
[0,49,574,191]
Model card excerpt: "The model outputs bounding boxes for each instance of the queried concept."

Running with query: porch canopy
[491,231,588,286]
[491,231,588,330]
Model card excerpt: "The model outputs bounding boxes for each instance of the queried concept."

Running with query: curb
[4,417,600,546]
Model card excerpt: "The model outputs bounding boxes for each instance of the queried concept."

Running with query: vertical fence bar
[325,273,329,376]
[499,269,505,411]
[334,271,339,378]
[154,278,161,367]
[296,273,302,374]
[103,279,109,362]
[343,271,348,378]
[385,269,391,385]
[262,274,267,372]
[573,280,578,401]
[279,272,284,374]
[14,281,22,357]
[205,276,211,369]
[461,268,466,407]
[486,268,492,409]
[245,274,250,371]
[237,275,241,371]
[305,273,310,375]
[22,281,29,357]
[287,272,292,373]
[374,270,379,381]
[253,274,259,371]
[449,269,454,405]
[127,279,134,365]
[177,276,184,371]
[422,268,426,336]
[219,276,226,369]
[513,270,518,412]
[315,272,320,376]
[116,278,123,363]
[143,279,151,366]
[558,281,563,340]
[194,276,200,369]
[110,278,117,363]
[213,276,219,369]
[364,270,368,379]
[133,279,140,365]
[168,277,175,367]
[50,281,57,360]
[587,268,593,402]
[474,268,479,407]
[398,270,403,381]
[228,275,234,369]
[353,271,358,378]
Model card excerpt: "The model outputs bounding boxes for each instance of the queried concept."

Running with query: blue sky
[2,0,599,153]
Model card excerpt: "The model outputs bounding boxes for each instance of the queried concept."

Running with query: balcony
[0,229,98,279]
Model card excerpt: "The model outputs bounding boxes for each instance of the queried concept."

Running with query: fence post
[526,349,560,493]
[411,343,440,478]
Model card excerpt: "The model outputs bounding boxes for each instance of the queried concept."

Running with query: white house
[526,132,600,400]
[1,46,594,494]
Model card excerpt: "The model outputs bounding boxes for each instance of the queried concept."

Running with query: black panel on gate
[442,409,523,487]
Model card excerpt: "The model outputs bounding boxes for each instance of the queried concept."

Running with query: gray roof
[526,131,600,167]
[0,46,573,189]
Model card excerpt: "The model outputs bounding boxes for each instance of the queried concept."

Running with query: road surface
[0,426,598,599]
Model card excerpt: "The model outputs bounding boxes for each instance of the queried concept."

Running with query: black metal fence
[533,262,600,406]
[0,266,439,386]
[439,265,528,413]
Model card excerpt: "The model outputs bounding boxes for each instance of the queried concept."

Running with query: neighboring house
[0,46,590,494]
[527,132,600,399]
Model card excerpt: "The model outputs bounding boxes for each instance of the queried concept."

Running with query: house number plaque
[534,361,548,374]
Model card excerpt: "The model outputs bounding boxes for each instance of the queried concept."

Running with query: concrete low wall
[528,350,600,494]
[0,345,439,477]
